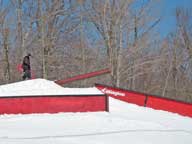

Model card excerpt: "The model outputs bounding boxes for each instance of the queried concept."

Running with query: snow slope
[0,79,103,96]
[0,79,192,144]
[0,98,192,144]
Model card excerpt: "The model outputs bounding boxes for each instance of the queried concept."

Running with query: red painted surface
[95,84,192,118]
[0,95,108,114]
[17,64,23,73]
[55,68,110,85]
[147,96,192,117]
[95,84,146,106]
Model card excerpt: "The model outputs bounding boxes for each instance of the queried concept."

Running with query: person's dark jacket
[22,55,31,72]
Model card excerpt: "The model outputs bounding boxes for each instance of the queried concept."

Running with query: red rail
[95,83,192,118]
[55,68,110,85]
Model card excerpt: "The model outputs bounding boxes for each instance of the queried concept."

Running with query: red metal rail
[55,68,110,85]
[95,83,192,118]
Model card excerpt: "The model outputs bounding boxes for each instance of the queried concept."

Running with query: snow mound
[0,79,103,97]
[0,97,192,144]
[0,79,192,143]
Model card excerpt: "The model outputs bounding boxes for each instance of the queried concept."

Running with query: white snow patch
[0,79,103,96]
[0,97,192,144]
[0,79,192,144]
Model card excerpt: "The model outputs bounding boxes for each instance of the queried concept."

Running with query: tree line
[0,0,191,102]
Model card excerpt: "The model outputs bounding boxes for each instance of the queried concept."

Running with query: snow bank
[0,97,192,144]
[0,78,192,143]
[0,79,103,96]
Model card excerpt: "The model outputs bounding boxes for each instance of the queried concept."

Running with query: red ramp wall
[147,96,192,117]
[95,84,146,106]
[0,95,108,114]
[95,84,192,118]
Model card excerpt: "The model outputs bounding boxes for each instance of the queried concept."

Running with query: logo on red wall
[101,88,125,96]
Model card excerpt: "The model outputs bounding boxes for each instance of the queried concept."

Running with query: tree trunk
[172,44,177,98]
[130,15,138,90]
[3,29,11,83]
[80,12,86,87]
[17,0,23,60]
[116,24,123,87]
[42,15,48,79]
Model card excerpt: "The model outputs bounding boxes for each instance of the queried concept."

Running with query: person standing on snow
[22,53,32,80]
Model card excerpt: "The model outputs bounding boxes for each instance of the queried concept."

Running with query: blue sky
[159,0,192,38]
[1,0,191,40]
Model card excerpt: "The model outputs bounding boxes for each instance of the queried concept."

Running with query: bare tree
[83,0,161,90]
[0,0,11,83]
[2,28,11,83]
[34,0,71,78]
[16,0,24,60]
[83,0,133,86]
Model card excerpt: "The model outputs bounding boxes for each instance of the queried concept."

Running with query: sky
[159,0,192,38]
[1,0,192,40]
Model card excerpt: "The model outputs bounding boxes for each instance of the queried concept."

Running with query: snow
[0,79,192,144]
[0,79,103,96]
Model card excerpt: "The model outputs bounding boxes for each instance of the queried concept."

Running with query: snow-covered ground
[0,79,192,144]
[0,79,103,96]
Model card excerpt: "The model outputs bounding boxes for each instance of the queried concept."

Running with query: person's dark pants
[22,70,31,80]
